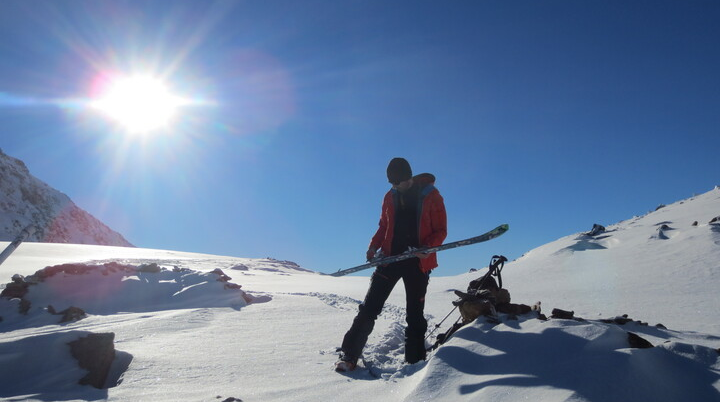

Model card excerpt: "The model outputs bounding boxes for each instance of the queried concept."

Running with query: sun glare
[92,75,185,134]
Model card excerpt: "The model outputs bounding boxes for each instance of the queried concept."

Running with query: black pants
[341,259,430,363]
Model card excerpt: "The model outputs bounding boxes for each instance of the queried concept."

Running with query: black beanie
[387,157,412,184]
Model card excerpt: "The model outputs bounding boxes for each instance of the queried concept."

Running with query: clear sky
[1,0,719,275]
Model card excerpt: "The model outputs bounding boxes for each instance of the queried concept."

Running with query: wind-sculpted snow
[407,314,720,402]
[0,262,270,329]
[556,238,608,253]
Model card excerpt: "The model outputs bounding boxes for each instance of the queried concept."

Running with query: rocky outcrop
[0,148,133,246]
[0,262,262,323]
[67,332,117,388]
[585,224,606,237]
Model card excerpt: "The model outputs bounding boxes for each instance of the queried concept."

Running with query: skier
[336,157,447,372]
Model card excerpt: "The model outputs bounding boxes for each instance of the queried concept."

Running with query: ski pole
[425,305,458,342]
[0,225,35,267]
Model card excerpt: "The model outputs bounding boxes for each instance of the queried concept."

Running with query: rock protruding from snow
[627,332,654,349]
[54,306,87,323]
[68,332,116,389]
[0,330,132,397]
[0,148,133,247]
[653,223,675,240]
[585,223,606,237]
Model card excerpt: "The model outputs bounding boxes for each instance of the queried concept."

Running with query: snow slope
[0,188,719,402]
[503,186,720,335]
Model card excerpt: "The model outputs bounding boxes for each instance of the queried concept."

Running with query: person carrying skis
[336,157,447,371]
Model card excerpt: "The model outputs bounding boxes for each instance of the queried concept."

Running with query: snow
[1,188,719,401]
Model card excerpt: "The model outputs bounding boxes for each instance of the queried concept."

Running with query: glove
[366,247,378,262]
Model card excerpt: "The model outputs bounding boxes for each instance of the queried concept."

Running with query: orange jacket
[369,173,447,273]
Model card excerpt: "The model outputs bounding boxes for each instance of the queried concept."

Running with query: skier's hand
[366,247,378,262]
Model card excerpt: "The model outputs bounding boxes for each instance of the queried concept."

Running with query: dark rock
[627,332,653,349]
[656,323,667,329]
[537,313,548,321]
[1,281,29,299]
[47,305,87,323]
[610,316,633,325]
[59,306,87,323]
[138,263,161,273]
[497,303,533,315]
[551,308,574,319]
[692,221,698,226]
[19,299,31,314]
[585,224,606,237]
[211,269,232,282]
[68,333,116,389]
[654,225,673,240]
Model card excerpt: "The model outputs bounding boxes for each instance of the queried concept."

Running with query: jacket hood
[413,173,436,186]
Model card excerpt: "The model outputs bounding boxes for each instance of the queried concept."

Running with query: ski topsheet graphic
[330,224,509,277]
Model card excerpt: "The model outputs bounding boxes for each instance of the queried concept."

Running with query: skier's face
[392,178,413,193]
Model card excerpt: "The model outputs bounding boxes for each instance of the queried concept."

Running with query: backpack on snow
[428,255,533,351]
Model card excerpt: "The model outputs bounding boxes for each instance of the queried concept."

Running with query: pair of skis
[330,224,509,277]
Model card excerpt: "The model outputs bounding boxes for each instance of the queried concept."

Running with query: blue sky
[1,0,719,275]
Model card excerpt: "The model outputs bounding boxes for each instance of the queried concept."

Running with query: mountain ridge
[0,148,133,247]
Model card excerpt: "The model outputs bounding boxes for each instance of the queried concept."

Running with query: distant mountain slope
[0,148,133,247]
[502,186,720,334]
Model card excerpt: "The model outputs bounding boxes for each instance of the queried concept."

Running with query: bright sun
[92,74,185,134]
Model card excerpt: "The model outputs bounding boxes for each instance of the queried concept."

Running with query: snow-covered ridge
[503,186,720,334]
[0,148,133,246]
[516,186,720,261]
